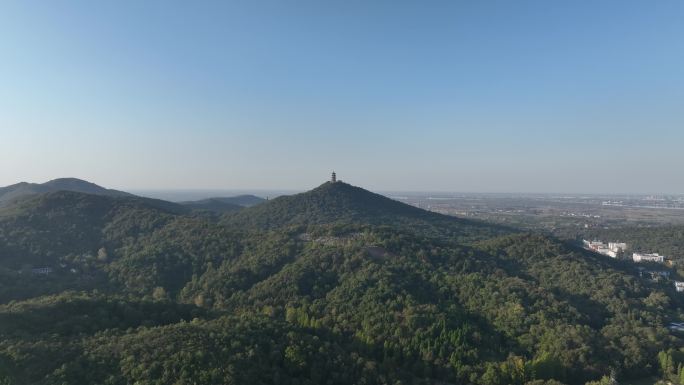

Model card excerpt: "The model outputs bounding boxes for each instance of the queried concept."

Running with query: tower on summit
[331,171,337,183]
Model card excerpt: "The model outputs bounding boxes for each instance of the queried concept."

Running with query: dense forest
[0,181,683,385]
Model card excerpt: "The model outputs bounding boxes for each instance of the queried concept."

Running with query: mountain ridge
[0,178,678,385]
[0,177,132,205]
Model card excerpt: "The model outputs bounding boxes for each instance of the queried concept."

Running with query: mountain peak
[224,181,443,229]
[312,180,353,191]
[43,177,108,189]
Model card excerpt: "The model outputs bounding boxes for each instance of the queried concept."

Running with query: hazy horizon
[2,1,683,193]
[2,176,684,197]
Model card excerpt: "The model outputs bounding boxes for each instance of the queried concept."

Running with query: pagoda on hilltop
[331,171,337,183]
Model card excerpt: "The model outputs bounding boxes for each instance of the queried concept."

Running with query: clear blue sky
[1,1,682,193]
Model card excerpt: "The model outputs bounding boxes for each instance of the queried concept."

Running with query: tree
[97,247,108,262]
[152,286,168,301]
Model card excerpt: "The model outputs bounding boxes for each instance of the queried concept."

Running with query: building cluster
[582,240,627,258]
[583,239,684,297]
[582,240,671,264]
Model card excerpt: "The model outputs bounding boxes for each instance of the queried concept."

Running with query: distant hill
[225,181,445,226]
[179,195,265,213]
[223,181,507,240]
[217,194,266,207]
[0,178,132,205]
[179,198,244,213]
[0,189,187,222]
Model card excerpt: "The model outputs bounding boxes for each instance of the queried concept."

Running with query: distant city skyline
[1,1,683,193]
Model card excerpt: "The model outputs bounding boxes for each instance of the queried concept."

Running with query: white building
[584,240,625,258]
[608,242,628,252]
[669,322,684,332]
[583,240,606,250]
[675,281,684,293]
[632,252,665,263]
[597,248,617,258]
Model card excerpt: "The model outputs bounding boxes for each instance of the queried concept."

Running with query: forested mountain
[223,182,507,243]
[0,180,682,385]
[0,178,131,205]
[225,181,437,227]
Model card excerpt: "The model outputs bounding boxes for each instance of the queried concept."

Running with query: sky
[0,0,683,193]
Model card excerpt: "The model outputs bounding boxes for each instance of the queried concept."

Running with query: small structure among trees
[31,267,52,275]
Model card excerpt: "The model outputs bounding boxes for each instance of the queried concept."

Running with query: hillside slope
[0,181,681,385]
[0,191,186,268]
